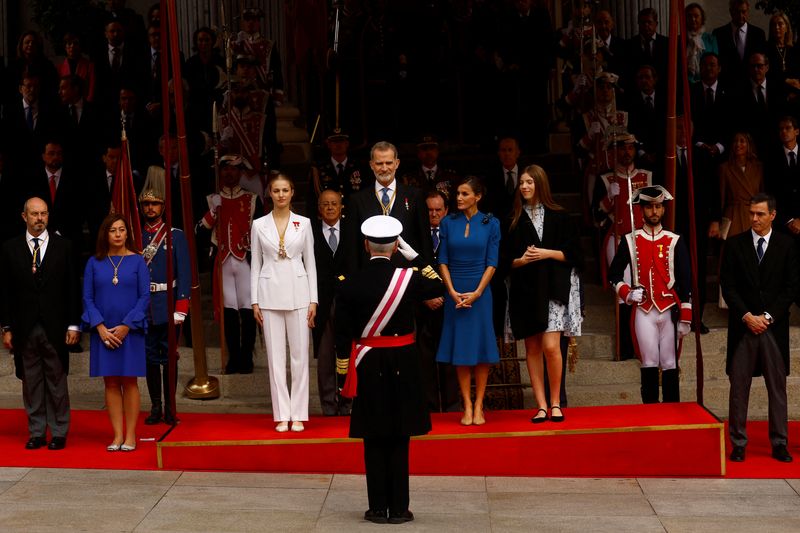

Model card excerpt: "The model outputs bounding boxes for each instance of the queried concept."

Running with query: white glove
[608,182,621,199]
[173,312,187,325]
[396,236,419,261]
[589,122,602,136]
[209,194,222,211]
[678,322,691,339]
[625,287,645,304]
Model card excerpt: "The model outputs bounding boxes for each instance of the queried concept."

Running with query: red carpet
[0,405,797,477]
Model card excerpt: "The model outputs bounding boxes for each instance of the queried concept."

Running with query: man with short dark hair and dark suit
[311,189,351,416]
[713,0,766,85]
[626,8,668,92]
[0,197,81,450]
[738,52,786,158]
[690,53,732,162]
[767,117,800,244]
[343,141,433,274]
[721,193,799,463]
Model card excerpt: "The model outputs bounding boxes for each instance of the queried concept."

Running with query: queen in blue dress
[82,213,150,451]
[436,176,500,426]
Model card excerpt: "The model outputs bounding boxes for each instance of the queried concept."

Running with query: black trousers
[363,436,410,514]
[20,323,70,438]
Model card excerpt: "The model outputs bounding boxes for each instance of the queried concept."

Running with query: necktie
[757,237,765,262]
[426,170,434,181]
[506,170,515,195]
[152,51,158,77]
[432,227,440,252]
[25,106,33,130]
[645,95,654,110]
[736,28,746,60]
[328,227,338,253]
[49,174,57,204]
[336,163,344,177]
[705,87,714,107]
[381,187,390,210]
[679,148,686,168]
[790,151,797,168]
[69,104,77,124]
[757,85,766,110]
[111,47,121,71]
[32,237,41,269]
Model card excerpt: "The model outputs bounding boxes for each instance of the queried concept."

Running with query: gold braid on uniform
[412,265,442,281]
[336,358,349,375]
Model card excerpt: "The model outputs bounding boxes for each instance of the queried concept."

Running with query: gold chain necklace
[276,215,289,259]
[108,255,126,285]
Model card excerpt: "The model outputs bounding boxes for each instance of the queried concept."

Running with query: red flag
[111,132,143,250]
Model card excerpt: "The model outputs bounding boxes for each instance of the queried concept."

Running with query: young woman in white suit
[251,174,318,432]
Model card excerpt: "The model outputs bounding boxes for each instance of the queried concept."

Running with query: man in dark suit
[721,193,799,463]
[713,0,766,85]
[2,73,58,178]
[400,135,460,205]
[311,190,350,416]
[93,20,147,115]
[343,141,433,273]
[56,75,103,173]
[738,52,786,158]
[335,215,442,524]
[307,131,369,209]
[690,53,732,163]
[595,10,627,86]
[89,143,121,245]
[27,141,85,258]
[0,197,81,450]
[626,8,668,92]
[627,65,666,171]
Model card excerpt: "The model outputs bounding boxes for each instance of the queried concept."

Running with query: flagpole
[165,0,219,399]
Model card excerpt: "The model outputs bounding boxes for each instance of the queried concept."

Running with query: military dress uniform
[608,186,692,403]
[141,207,192,425]
[401,166,460,204]
[307,157,369,207]
[219,90,269,198]
[335,216,443,524]
[199,184,261,373]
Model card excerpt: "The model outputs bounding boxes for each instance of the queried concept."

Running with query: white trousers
[222,256,251,309]
[634,306,676,370]
[262,308,309,422]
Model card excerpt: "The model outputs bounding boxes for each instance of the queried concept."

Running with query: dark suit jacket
[311,217,348,353]
[55,101,104,171]
[0,233,81,378]
[713,22,767,85]
[765,148,800,226]
[26,166,85,247]
[343,182,433,273]
[1,99,58,176]
[736,79,787,156]
[626,33,669,86]
[482,165,520,225]
[93,42,148,113]
[627,91,667,163]
[721,229,799,375]
[690,80,734,151]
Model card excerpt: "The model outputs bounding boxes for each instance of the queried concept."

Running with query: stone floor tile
[0,504,150,532]
[329,474,366,491]
[135,506,318,532]
[491,515,666,533]
[409,475,486,492]
[638,478,796,496]
[319,489,368,514]
[160,485,327,512]
[175,471,332,489]
[322,488,488,516]
[0,482,15,495]
[486,477,641,494]
[648,494,800,517]
[0,481,169,509]
[22,467,180,485]
[661,517,800,533]
[0,468,30,482]
[785,479,800,494]
[488,492,655,518]
[315,511,492,532]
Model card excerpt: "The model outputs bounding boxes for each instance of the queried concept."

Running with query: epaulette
[419,265,442,281]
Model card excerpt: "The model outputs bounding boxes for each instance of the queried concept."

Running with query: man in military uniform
[198,155,262,374]
[335,215,443,524]
[609,186,692,403]
[401,135,459,203]
[220,77,269,199]
[307,130,369,207]
[139,186,191,425]
[593,132,652,360]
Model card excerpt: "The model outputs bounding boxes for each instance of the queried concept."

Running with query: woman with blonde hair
[767,12,800,91]
[504,165,582,423]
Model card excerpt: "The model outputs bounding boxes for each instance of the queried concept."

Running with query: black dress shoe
[48,436,66,450]
[772,445,793,463]
[388,510,415,524]
[364,509,388,524]
[730,446,745,462]
[25,436,47,449]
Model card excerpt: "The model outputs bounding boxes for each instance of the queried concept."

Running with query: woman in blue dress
[83,214,150,451]
[436,176,500,426]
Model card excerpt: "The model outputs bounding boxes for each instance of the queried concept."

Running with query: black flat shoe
[730,446,745,462]
[772,445,793,463]
[531,408,548,424]
[48,436,67,450]
[364,509,388,524]
[388,510,415,524]
[25,436,47,449]
[550,405,565,423]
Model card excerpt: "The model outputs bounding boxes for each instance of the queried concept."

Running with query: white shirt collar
[703,80,719,92]
[27,229,48,243]
[737,22,749,34]
[47,167,63,180]
[323,219,341,232]
[752,227,772,246]
[331,156,348,168]
[784,145,798,157]
[642,91,655,100]
[422,165,438,174]
[375,178,396,193]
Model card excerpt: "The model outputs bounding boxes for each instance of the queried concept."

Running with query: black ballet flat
[531,408,548,424]
[550,405,565,423]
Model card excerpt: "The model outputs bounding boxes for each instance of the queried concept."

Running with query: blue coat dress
[82,254,150,377]
[436,212,500,365]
